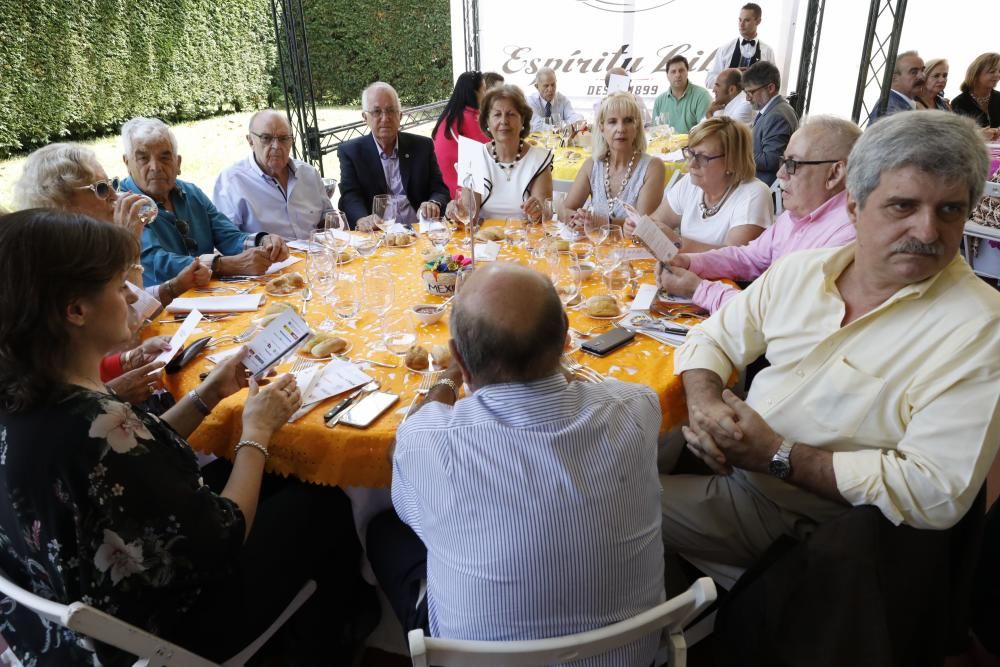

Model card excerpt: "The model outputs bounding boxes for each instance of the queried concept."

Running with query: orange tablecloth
[151,228,695,488]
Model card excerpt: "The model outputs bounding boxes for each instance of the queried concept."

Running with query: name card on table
[473,241,501,261]
[242,308,311,379]
[166,294,264,313]
[630,283,658,311]
[265,256,303,274]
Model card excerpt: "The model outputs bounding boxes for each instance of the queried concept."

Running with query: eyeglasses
[174,218,199,255]
[682,147,726,167]
[743,85,766,98]
[77,177,121,200]
[778,157,842,175]
[250,132,294,146]
[364,108,401,119]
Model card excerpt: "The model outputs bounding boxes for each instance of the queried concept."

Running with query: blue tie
[545,101,552,119]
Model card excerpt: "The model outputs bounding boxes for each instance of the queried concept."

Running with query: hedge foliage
[0,0,275,157]
[301,0,453,106]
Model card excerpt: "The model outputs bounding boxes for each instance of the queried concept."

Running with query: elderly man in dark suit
[338,82,450,230]
[743,62,798,186]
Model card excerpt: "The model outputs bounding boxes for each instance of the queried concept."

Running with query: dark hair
[432,71,484,141]
[742,60,781,89]
[450,273,567,386]
[742,3,762,18]
[666,55,690,71]
[479,85,534,140]
[0,209,138,413]
[483,72,505,89]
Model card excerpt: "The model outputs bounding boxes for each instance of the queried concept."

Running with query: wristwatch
[768,439,794,480]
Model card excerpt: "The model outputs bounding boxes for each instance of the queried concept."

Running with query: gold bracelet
[234,439,269,460]
[430,378,460,399]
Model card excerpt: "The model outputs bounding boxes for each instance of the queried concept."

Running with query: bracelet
[188,388,212,416]
[120,348,135,372]
[430,378,461,399]
[163,278,177,299]
[234,439,269,460]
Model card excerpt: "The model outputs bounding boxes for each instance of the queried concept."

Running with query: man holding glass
[338,82,450,230]
[213,109,332,240]
[120,117,289,285]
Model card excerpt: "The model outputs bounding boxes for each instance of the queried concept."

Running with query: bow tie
[741,39,756,46]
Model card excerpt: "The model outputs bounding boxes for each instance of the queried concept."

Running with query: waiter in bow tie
[705,3,776,90]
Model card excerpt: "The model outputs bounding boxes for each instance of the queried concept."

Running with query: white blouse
[667,175,773,246]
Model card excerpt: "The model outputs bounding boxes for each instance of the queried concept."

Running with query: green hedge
[301,0,452,106]
[0,0,275,157]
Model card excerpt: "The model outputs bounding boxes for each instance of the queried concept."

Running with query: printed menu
[242,308,312,378]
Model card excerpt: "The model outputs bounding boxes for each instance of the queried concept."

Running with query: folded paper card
[166,294,264,313]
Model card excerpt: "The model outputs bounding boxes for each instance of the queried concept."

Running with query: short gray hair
[534,67,556,85]
[121,117,178,158]
[893,50,920,75]
[13,143,102,210]
[846,110,988,210]
[797,115,862,158]
[450,270,566,385]
[361,82,400,112]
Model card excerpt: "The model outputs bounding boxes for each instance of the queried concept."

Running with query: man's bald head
[450,263,567,386]
[248,109,292,134]
[712,68,744,105]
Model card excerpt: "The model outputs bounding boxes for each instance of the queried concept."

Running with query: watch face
[769,458,791,480]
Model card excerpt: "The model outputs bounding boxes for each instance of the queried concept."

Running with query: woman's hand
[198,346,253,406]
[124,336,171,371]
[107,360,166,405]
[567,208,591,232]
[520,196,543,223]
[112,193,149,239]
[242,374,301,437]
[172,259,211,295]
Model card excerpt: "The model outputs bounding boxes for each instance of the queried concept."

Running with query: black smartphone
[581,327,635,357]
[165,336,212,374]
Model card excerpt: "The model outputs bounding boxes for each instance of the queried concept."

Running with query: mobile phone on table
[581,327,635,357]
[339,391,399,428]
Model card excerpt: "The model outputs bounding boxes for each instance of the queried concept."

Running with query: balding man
[366,262,664,661]
[212,109,332,240]
[527,67,584,131]
[338,82,450,229]
[867,50,927,124]
[659,116,860,312]
[705,68,754,124]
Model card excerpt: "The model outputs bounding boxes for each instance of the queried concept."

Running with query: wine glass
[305,233,338,330]
[585,213,611,246]
[363,265,394,318]
[372,195,396,235]
[322,178,338,205]
[383,312,417,357]
[323,210,350,252]
[424,217,452,253]
[544,240,562,280]
[594,242,621,275]
[605,262,631,304]
[505,217,526,249]
[355,229,382,260]
[332,273,361,324]
[452,187,478,247]
[541,199,559,237]
[553,255,582,307]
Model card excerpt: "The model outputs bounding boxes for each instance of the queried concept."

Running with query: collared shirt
[652,83,712,133]
[212,155,332,240]
[705,38,776,90]
[392,374,664,664]
[123,177,248,286]
[688,190,856,312]
[373,134,418,226]
[675,244,1000,530]
[718,95,754,124]
[527,91,584,131]
[752,94,779,126]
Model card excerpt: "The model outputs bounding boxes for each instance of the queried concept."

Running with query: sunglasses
[174,219,199,255]
[77,177,121,200]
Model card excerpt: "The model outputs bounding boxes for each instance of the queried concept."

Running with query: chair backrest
[0,568,217,667]
[407,577,716,667]
[771,179,783,216]
[665,168,683,192]
[984,179,1000,199]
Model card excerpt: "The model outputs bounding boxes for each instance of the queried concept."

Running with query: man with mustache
[662,112,1000,612]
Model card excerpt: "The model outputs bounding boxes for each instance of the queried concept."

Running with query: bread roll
[583,295,620,317]
[430,344,452,368]
[475,227,505,242]
[265,301,295,315]
[405,345,429,370]
[311,337,348,357]
[285,272,305,288]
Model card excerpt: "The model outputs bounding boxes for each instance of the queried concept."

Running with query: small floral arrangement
[422,254,471,294]
[423,253,473,274]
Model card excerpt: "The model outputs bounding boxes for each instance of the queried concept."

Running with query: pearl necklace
[603,151,638,214]
[490,140,525,182]
[699,183,737,218]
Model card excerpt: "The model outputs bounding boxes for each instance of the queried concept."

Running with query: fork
[209,322,258,347]
[561,354,604,383]
[402,371,443,422]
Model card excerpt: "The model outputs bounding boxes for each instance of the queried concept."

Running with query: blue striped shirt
[392,374,664,665]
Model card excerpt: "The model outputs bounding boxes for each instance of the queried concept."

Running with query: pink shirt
[689,190,856,313]
[433,107,490,197]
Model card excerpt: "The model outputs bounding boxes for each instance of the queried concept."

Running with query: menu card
[242,308,312,378]
[288,360,373,422]
[154,309,203,365]
[127,281,162,323]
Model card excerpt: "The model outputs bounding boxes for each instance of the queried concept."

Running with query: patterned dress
[0,387,246,666]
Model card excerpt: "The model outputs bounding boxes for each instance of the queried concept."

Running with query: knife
[323,386,366,423]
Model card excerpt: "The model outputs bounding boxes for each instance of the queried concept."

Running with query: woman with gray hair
[13,143,211,404]
[562,91,665,227]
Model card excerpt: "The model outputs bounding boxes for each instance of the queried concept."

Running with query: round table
[153,227,697,488]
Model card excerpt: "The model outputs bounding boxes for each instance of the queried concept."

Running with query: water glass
[355,230,381,259]
[554,255,582,306]
[505,217,527,248]
[383,312,417,356]
[115,189,158,226]
[424,217,452,252]
[323,210,349,252]
[585,213,611,246]
[332,276,361,322]
[372,195,396,233]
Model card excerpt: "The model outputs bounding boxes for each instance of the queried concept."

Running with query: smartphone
[339,391,399,428]
[581,327,635,357]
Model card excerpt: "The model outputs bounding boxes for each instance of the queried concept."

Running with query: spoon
[324,380,380,427]
[430,295,455,312]
[300,287,312,316]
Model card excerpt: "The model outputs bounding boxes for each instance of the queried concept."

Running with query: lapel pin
[404,153,410,159]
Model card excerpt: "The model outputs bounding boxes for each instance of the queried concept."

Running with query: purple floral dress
[0,387,245,666]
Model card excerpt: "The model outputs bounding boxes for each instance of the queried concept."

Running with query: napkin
[630,284,658,311]
[473,241,500,261]
[265,256,303,274]
[166,294,264,313]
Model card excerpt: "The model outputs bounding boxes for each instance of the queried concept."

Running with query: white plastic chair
[407,577,716,667]
[770,179,783,216]
[0,567,315,666]
[665,168,683,193]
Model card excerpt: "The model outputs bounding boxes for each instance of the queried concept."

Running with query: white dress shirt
[717,95,754,124]
[527,91,584,131]
[705,37,776,90]
[212,155,331,240]
[392,374,664,664]
[675,244,1000,530]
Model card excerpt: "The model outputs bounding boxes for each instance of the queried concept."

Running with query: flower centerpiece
[422,253,472,295]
